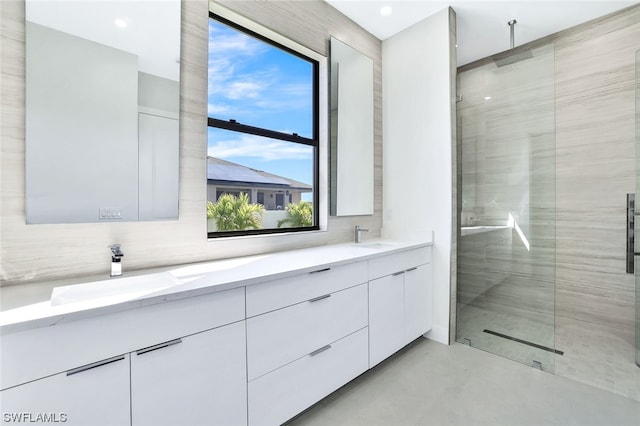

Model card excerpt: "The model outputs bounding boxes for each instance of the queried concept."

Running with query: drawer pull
[309,267,331,274]
[136,338,183,356]
[67,355,125,376]
[406,267,418,272]
[392,271,405,276]
[309,344,332,357]
[308,294,331,303]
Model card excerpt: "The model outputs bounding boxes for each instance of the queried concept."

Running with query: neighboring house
[207,156,312,210]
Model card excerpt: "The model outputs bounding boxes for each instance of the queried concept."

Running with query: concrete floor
[287,339,640,426]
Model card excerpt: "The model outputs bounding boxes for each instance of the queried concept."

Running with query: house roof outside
[207,156,312,192]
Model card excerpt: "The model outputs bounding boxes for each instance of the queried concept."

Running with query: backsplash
[0,0,382,286]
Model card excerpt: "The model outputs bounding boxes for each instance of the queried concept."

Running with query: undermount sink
[50,272,181,306]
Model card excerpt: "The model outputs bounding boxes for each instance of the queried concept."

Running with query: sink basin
[50,272,181,306]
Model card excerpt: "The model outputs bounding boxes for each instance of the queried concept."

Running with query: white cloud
[208,134,312,162]
[208,103,230,115]
[227,81,263,99]
[208,23,264,58]
[207,19,312,126]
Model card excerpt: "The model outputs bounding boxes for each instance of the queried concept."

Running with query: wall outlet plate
[99,207,122,219]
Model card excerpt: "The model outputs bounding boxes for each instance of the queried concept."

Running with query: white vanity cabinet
[368,247,432,368]
[245,262,370,426]
[0,354,131,426]
[130,321,247,426]
[0,287,246,426]
[0,241,434,426]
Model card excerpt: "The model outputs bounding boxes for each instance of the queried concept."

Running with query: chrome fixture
[109,244,124,277]
[508,19,517,49]
[494,19,532,67]
[354,225,369,243]
[626,193,636,273]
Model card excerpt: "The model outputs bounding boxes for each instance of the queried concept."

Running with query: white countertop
[0,239,432,334]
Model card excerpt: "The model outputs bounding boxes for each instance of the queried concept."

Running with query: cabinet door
[131,321,247,426]
[0,354,130,426]
[404,263,433,342]
[368,273,405,368]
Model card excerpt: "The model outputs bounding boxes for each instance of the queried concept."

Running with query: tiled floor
[287,339,640,426]
[456,274,640,402]
[457,275,556,373]
[555,317,640,401]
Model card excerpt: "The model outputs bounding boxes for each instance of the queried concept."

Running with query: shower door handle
[627,193,635,273]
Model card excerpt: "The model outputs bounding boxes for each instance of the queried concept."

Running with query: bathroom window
[207,12,320,237]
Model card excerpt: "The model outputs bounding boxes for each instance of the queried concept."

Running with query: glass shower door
[636,49,639,368]
[456,43,557,372]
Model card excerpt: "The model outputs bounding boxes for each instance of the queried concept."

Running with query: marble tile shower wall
[0,0,383,285]
[458,4,640,401]
[554,5,640,400]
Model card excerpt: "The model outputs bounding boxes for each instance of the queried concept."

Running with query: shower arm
[508,19,517,49]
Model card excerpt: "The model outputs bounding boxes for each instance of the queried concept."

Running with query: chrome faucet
[355,225,369,243]
[109,244,124,277]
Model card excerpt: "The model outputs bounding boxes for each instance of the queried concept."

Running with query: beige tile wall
[0,0,382,286]
[554,5,639,341]
[554,5,640,401]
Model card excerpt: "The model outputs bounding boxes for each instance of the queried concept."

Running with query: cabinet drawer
[248,328,369,426]
[1,287,244,390]
[246,260,367,317]
[368,246,431,280]
[247,283,367,381]
[0,353,130,426]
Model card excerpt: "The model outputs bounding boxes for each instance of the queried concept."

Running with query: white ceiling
[325,0,638,65]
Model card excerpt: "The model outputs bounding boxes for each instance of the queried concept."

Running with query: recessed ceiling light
[484,96,492,100]
[380,6,393,16]
[114,18,128,28]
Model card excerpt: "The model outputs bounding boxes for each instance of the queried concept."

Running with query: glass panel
[636,49,640,368]
[208,18,314,139]
[456,43,556,372]
[207,127,314,232]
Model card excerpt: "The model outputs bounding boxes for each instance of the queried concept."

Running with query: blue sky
[208,18,314,196]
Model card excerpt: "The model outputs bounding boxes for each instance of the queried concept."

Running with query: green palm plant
[208,193,264,231]
[277,201,313,228]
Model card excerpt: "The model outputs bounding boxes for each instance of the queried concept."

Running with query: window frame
[207,11,322,238]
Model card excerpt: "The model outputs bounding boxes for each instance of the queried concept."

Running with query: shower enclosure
[456,43,557,372]
[636,49,639,368]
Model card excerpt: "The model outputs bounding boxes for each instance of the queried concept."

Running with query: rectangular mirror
[25,0,181,223]
[330,37,374,216]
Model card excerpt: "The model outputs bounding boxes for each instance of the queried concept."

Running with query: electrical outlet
[99,207,122,219]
